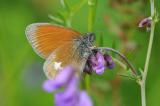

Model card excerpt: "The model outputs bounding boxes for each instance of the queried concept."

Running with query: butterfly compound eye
[87,33,95,42]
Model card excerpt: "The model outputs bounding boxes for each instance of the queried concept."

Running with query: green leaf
[60,0,71,12]
[118,74,136,81]
[57,12,66,21]
[138,68,144,76]
[72,0,87,14]
[48,14,64,24]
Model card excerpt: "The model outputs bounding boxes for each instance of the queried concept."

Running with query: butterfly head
[82,32,95,43]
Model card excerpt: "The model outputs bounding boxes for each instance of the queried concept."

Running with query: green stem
[85,0,97,92]
[88,0,97,32]
[66,14,72,27]
[141,22,155,106]
[85,75,90,92]
[140,0,156,106]
[113,58,127,70]
[143,21,155,85]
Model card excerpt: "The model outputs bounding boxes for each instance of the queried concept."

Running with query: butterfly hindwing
[43,41,86,79]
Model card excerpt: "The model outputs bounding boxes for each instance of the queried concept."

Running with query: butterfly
[25,23,96,79]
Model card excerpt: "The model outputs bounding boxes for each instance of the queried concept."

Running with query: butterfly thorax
[74,33,95,59]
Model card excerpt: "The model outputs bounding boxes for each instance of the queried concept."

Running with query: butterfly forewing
[25,23,81,59]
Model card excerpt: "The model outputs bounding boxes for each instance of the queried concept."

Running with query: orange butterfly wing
[25,23,85,79]
[25,23,80,59]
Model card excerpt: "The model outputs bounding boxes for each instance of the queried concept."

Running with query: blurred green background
[0,0,160,106]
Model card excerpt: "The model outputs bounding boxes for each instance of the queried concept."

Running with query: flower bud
[104,54,115,69]
[138,17,152,31]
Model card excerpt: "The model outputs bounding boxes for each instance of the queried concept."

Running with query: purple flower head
[43,79,57,93]
[55,78,92,106]
[43,66,75,92]
[84,50,115,75]
[54,75,92,106]
[43,66,93,106]
[104,54,115,69]
[89,51,106,74]
[55,76,79,106]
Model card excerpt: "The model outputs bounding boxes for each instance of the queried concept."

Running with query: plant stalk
[85,0,97,92]
[141,22,155,106]
[140,0,156,106]
[95,47,138,77]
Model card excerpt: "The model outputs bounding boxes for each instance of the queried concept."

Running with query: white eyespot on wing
[53,62,62,70]
[42,41,74,79]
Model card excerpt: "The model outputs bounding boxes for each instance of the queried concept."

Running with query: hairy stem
[140,0,156,106]
[95,47,138,77]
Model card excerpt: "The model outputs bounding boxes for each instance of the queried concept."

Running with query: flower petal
[60,76,79,100]
[104,54,115,69]
[54,66,75,86]
[43,66,75,92]
[92,52,106,74]
[94,65,105,74]
[55,92,78,106]
[138,17,151,28]
[43,80,57,92]
[54,77,79,106]
[79,91,93,106]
